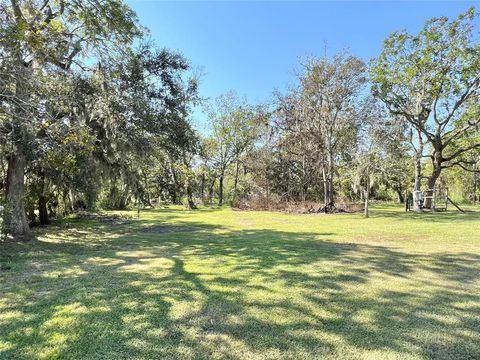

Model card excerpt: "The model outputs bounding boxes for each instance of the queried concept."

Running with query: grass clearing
[1,205,480,359]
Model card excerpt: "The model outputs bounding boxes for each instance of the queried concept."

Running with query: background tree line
[1,2,479,239]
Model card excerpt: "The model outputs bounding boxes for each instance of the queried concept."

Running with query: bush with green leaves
[0,200,12,241]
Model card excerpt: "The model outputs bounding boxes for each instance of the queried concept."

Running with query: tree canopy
[1,3,479,239]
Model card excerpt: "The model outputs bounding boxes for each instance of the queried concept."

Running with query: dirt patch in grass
[236,218,255,226]
[140,225,199,234]
[76,211,132,225]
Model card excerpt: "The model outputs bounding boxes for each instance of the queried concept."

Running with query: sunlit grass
[1,204,480,359]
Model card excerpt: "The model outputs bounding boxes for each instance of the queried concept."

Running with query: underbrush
[233,194,363,213]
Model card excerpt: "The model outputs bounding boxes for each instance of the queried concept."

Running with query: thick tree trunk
[424,153,442,209]
[38,194,49,225]
[424,168,441,209]
[118,195,126,210]
[186,182,197,210]
[396,190,404,204]
[6,58,32,239]
[218,174,224,207]
[6,151,31,239]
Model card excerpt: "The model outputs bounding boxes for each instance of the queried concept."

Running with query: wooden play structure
[406,187,464,212]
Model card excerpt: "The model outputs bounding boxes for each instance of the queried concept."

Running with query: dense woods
[0,1,479,239]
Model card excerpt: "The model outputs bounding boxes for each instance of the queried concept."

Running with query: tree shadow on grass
[369,206,480,223]
[1,218,480,359]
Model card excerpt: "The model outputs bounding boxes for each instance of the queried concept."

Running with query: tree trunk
[300,155,306,202]
[38,173,49,225]
[328,176,334,204]
[208,178,215,204]
[68,190,75,211]
[424,171,441,209]
[266,172,270,209]
[6,151,31,239]
[62,189,72,215]
[169,161,181,205]
[322,166,328,204]
[143,170,150,207]
[414,156,422,193]
[327,147,335,204]
[6,58,32,239]
[473,162,478,205]
[424,153,442,209]
[396,185,405,204]
[186,182,197,210]
[119,182,130,210]
[218,174,224,207]
[364,174,370,219]
[413,136,424,212]
[233,160,240,204]
[169,188,178,205]
[38,194,49,225]
[413,157,423,212]
[201,173,206,205]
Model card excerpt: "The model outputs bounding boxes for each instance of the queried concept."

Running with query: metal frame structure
[406,187,464,212]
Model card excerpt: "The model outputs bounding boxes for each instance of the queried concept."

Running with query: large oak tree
[371,7,480,209]
[0,0,140,237]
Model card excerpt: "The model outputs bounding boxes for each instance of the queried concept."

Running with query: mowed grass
[1,205,480,360]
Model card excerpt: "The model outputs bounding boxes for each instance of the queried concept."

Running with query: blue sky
[125,0,478,128]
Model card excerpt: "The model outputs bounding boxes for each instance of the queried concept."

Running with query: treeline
[1,2,479,239]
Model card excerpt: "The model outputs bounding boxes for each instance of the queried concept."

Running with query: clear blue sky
[125,0,478,128]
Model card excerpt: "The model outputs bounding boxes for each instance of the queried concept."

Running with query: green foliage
[0,200,12,240]
[370,6,480,195]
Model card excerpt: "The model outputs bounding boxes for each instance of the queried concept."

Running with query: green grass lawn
[1,205,480,360]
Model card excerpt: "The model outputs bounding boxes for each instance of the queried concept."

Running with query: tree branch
[442,143,480,162]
